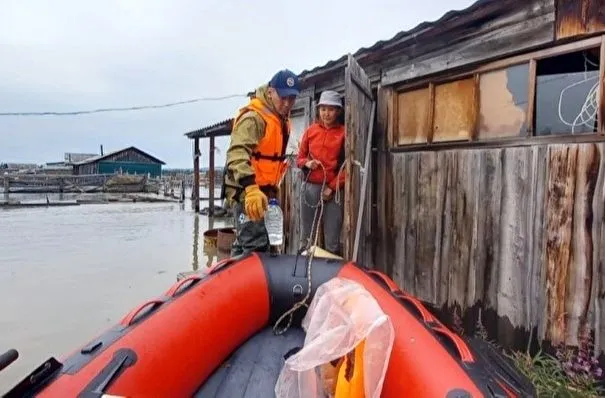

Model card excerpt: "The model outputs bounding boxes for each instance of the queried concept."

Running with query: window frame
[389,34,605,152]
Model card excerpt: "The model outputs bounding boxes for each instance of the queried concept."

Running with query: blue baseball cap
[268,69,301,98]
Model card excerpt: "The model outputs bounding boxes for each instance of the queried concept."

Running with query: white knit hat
[317,90,342,108]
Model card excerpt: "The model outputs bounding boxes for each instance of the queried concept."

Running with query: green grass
[508,349,603,397]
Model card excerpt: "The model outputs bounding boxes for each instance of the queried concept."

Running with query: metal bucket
[203,229,219,250]
[217,228,236,252]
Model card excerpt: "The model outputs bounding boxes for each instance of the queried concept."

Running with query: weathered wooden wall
[385,142,605,353]
[556,0,605,39]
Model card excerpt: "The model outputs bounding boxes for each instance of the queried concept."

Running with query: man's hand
[305,159,321,170]
[321,186,333,201]
[244,184,268,221]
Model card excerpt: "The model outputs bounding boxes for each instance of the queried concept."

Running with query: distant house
[64,153,98,164]
[71,146,165,177]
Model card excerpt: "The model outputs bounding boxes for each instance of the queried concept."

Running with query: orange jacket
[296,122,345,191]
[232,97,290,188]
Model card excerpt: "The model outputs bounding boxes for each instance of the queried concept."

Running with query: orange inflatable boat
[2,253,536,397]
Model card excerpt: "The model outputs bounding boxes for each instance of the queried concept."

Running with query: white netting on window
[275,277,394,398]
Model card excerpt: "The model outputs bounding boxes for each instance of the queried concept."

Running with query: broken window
[535,48,600,135]
[396,86,431,145]
[478,63,530,139]
[432,77,476,142]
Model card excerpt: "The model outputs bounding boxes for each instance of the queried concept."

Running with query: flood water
[0,190,231,393]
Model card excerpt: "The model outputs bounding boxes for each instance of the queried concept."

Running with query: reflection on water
[0,197,232,393]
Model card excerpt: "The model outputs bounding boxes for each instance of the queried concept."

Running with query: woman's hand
[305,159,321,170]
[322,187,333,201]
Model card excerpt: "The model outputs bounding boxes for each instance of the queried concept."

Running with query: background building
[72,146,165,177]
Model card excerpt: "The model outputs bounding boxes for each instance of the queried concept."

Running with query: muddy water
[0,195,231,393]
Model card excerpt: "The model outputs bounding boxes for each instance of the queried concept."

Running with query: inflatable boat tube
[3,253,536,397]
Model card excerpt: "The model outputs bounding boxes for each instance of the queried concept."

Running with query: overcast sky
[0,0,475,169]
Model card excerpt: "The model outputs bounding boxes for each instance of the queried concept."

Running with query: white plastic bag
[275,277,394,398]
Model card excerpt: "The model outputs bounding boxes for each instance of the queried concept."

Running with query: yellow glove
[244,184,268,221]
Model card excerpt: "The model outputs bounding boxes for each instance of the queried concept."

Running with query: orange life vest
[233,98,290,187]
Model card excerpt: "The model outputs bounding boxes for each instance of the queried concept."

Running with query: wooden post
[193,137,200,212]
[209,135,215,216]
[3,176,8,201]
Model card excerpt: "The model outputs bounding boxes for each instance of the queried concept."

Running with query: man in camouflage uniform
[222,69,300,256]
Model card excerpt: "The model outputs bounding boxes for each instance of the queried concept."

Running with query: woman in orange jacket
[296,90,345,255]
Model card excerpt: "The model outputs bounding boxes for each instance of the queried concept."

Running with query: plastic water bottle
[265,198,284,246]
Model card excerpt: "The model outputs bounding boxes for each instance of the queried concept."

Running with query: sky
[0,0,476,169]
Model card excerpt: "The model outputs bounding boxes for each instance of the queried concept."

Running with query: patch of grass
[506,324,604,397]
[508,349,601,397]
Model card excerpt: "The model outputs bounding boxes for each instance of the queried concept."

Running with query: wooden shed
[72,146,165,177]
[193,0,605,357]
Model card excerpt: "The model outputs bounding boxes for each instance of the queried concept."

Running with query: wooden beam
[208,135,215,216]
[392,35,604,94]
[527,59,538,136]
[381,9,555,86]
[389,133,605,153]
[193,137,200,213]
[352,102,376,261]
[599,35,605,135]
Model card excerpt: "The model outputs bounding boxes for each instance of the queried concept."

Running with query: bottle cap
[269,198,279,206]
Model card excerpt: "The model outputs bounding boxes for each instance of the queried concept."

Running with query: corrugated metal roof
[298,0,497,80]
[185,118,233,139]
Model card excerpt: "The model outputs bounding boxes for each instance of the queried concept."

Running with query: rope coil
[272,160,327,335]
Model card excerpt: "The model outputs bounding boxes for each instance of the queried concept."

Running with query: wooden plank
[567,143,600,345]
[593,144,605,354]
[381,8,555,86]
[193,138,200,213]
[587,0,605,33]
[412,151,443,303]
[556,0,605,39]
[527,59,537,136]
[391,154,407,288]
[432,77,476,142]
[555,0,588,39]
[599,36,605,135]
[530,146,548,343]
[544,145,578,345]
[389,131,605,153]
[344,54,374,263]
[396,87,431,145]
[374,85,391,272]
[208,136,215,216]
[352,102,376,261]
[495,148,538,346]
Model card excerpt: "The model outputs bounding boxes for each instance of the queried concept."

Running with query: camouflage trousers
[230,202,271,257]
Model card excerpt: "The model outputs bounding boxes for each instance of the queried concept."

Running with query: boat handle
[0,349,18,373]
[367,270,399,292]
[394,292,437,324]
[431,325,474,363]
[165,274,203,297]
[120,298,166,327]
[208,257,237,274]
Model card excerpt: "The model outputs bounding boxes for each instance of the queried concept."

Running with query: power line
[0,94,248,117]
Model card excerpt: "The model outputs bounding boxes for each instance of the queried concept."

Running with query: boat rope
[272,159,327,336]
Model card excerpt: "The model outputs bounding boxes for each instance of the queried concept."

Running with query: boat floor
[195,326,305,397]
